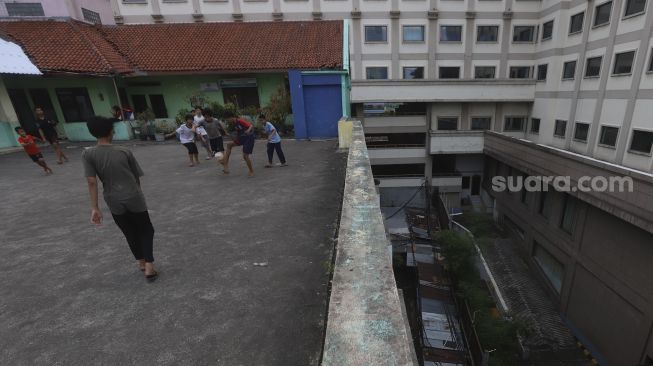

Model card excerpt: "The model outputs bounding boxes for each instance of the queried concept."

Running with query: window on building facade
[6,2,45,16]
[613,51,636,74]
[477,25,499,42]
[474,66,496,79]
[372,164,425,177]
[149,94,168,118]
[630,130,653,154]
[537,64,548,81]
[439,66,460,79]
[542,20,554,40]
[599,125,619,146]
[504,117,525,131]
[440,25,463,42]
[471,117,492,130]
[560,195,578,234]
[554,120,567,137]
[403,25,425,42]
[81,7,101,24]
[574,122,590,141]
[131,94,148,113]
[594,1,613,26]
[55,88,95,123]
[585,56,602,77]
[531,118,541,133]
[569,12,585,34]
[533,242,564,293]
[649,49,653,71]
[403,67,424,79]
[562,61,577,80]
[624,0,646,16]
[509,66,531,79]
[366,67,388,80]
[437,117,458,130]
[512,26,535,42]
[538,189,552,218]
[365,26,388,42]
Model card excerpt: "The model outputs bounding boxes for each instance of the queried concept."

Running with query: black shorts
[209,136,224,153]
[182,142,199,155]
[43,131,58,144]
[28,152,44,162]
[235,134,255,155]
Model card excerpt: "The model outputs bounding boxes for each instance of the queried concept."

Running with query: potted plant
[136,108,156,141]
[154,120,174,142]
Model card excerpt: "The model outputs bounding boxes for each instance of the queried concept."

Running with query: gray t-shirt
[82,145,147,215]
[198,118,224,139]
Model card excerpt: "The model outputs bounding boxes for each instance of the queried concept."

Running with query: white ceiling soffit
[0,38,41,75]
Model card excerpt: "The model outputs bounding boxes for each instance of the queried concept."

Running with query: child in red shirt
[15,126,53,175]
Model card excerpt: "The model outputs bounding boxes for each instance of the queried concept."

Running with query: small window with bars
[82,8,102,24]
[6,2,45,16]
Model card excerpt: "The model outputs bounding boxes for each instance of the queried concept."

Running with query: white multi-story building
[38,0,653,364]
[0,0,114,24]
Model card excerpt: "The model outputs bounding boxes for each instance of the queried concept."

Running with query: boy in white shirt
[166,114,200,167]
[193,107,213,160]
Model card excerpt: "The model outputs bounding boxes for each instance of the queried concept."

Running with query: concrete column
[0,77,18,123]
[351,18,363,80]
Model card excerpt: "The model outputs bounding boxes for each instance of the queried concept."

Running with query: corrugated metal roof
[0,38,40,75]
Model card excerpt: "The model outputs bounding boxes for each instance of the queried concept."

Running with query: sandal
[145,271,158,282]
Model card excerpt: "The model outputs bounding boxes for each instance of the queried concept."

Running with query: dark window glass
[562,61,577,79]
[403,25,425,42]
[437,117,458,130]
[569,12,584,34]
[574,122,590,141]
[131,95,148,114]
[471,117,491,130]
[474,66,496,79]
[365,133,426,147]
[630,130,653,153]
[365,26,388,42]
[509,66,531,79]
[5,2,44,16]
[624,0,646,16]
[542,20,554,40]
[403,67,424,79]
[462,176,471,189]
[366,67,388,80]
[149,94,168,118]
[585,57,602,77]
[599,126,619,146]
[531,118,541,133]
[554,120,567,137]
[362,102,427,116]
[561,195,578,234]
[594,1,613,26]
[513,26,535,42]
[649,49,653,71]
[28,89,56,120]
[537,64,548,81]
[371,164,425,177]
[82,7,101,24]
[532,242,564,293]
[538,190,552,218]
[504,117,525,131]
[477,26,499,42]
[613,51,635,74]
[440,25,463,42]
[55,88,95,123]
[439,67,460,79]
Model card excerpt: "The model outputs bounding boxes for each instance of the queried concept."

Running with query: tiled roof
[0,19,343,75]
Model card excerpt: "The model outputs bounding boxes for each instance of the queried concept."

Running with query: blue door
[303,84,342,138]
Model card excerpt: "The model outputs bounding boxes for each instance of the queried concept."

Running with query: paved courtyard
[0,139,346,366]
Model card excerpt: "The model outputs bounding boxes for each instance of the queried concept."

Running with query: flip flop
[145,271,158,282]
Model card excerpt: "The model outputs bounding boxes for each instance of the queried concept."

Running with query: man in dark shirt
[34,106,68,164]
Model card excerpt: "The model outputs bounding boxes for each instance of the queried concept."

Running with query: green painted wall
[0,77,20,148]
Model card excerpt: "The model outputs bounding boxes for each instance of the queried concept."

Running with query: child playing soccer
[193,107,213,160]
[82,116,158,281]
[198,108,227,154]
[258,114,287,168]
[166,114,200,167]
[15,126,53,175]
[220,111,255,177]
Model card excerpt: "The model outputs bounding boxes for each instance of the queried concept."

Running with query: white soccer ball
[214,152,224,160]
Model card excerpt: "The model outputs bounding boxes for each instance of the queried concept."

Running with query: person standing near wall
[34,106,68,164]
[259,114,287,168]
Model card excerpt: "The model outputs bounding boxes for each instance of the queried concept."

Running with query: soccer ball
[214,152,224,161]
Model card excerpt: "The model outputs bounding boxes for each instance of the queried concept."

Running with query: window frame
[554,119,567,138]
[504,116,526,131]
[573,122,590,142]
[476,25,500,43]
[628,129,653,155]
[541,20,554,41]
[148,94,168,118]
[562,60,577,80]
[530,118,541,133]
[509,66,532,79]
[364,25,388,43]
[648,48,653,72]
[598,125,619,148]
[471,116,492,130]
[537,64,548,81]
[612,50,636,75]
[569,12,585,34]
[5,2,45,16]
[81,7,102,24]
[437,116,459,131]
[560,195,578,235]
[439,66,461,79]
[440,25,463,43]
[366,66,389,80]
[402,25,425,43]
[402,66,425,80]
[594,1,613,27]
[623,0,647,18]
[55,87,95,123]
[584,56,603,78]
[474,65,496,79]
[512,25,536,43]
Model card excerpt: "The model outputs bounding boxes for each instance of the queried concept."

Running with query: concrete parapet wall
[322,120,416,366]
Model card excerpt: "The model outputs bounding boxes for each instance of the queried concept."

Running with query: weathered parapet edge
[322,121,416,366]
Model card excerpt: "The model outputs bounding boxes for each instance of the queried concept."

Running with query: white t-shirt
[193,115,208,136]
[176,124,196,144]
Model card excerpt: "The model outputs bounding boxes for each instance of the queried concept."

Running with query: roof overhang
[0,38,41,75]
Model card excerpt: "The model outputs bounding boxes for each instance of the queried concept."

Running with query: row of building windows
[365,0,647,45]
[4,2,102,24]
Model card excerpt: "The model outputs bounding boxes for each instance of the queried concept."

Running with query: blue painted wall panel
[288,70,344,139]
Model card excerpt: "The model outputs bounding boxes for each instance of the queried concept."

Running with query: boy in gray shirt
[198,108,226,154]
[82,116,158,281]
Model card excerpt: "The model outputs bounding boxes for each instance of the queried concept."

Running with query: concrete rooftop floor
[0,139,346,366]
